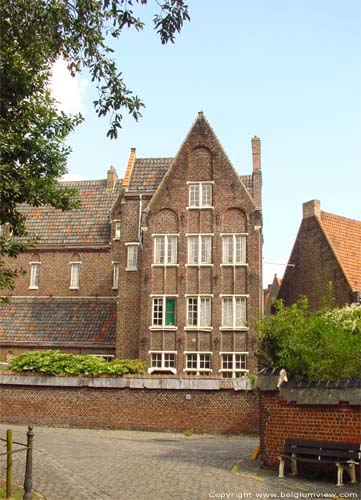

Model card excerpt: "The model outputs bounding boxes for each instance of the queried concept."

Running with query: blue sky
[52,0,361,287]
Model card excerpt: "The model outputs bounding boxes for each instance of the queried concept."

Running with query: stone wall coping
[0,374,253,391]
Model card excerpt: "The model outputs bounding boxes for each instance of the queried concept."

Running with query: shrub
[8,350,146,376]
[257,298,361,382]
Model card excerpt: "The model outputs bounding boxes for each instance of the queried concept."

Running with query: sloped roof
[0,298,116,345]
[20,179,122,246]
[320,211,361,291]
[127,158,173,192]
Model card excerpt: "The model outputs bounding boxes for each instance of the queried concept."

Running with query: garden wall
[0,375,258,433]
[257,371,361,471]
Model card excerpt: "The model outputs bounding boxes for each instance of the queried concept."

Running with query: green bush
[257,298,361,382]
[8,350,146,376]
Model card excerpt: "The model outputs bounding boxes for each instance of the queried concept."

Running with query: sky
[50,0,361,288]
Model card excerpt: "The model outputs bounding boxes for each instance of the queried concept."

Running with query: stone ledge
[279,386,361,406]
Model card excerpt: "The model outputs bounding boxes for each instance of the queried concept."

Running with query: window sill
[29,286,39,290]
[184,327,213,331]
[148,367,177,374]
[69,287,79,290]
[219,327,248,331]
[185,264,213,268]
[112,287,119,290]
[125,267,138,272]
[186,206,214,210]
[149,326,178,331]
[183,369,212,374]
[220,263,248,267]
[151,264,179,268]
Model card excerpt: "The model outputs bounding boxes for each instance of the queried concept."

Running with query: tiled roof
[320,211,361,291]
[20,180,122,246]
[0,298,116,344]
[240,175,253,198]
[127,158,173,192]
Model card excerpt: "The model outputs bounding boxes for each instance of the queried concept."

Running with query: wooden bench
[278,439,360,486]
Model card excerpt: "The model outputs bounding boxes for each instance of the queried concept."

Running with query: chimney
[303,199,321,219]
[106,165,118,193]
[252,136,261,171]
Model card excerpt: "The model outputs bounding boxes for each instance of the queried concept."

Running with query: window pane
[151,353,162,368]
[164,353,175,368]
[200,298,211,326]
[165,298,176,326]
[199,354,210,369]
[30,264,40,288]
[222,354,233,370]
[70,264,80,288]
[222,236,233,264]
[115,222,121,239]
[200,236,211,264]
[127,245,138,269]
[186,354,197,369]
[112,263,119,289]
[187,298,198,326]
[188,236,199,264]
[167,236,177,264]
[235,236,246,264]
[153,298,163,326]
[154,236,165,264]
[201,184,212,207]
[235,298,247,327]
[189,185,199,206]
[222,298,233,326]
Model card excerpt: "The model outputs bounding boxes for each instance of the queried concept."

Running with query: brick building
[0,113,263,376]
[278,199,361,309]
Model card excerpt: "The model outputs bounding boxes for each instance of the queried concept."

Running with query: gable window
[187,235,212,265]
[112,262,120,289]
[114,221,121,239]
[70,253,81,290]
[186,296,211,328]
[222,234,247,265]
[126,243,138,271]
[149,351,176,374]
[152,296,177,328]
[184,352,212,375]
[29,256,41,290]
[221,296,247,329]
[220,352,248,378]
[153,235,177,265]
[188,182,213,208]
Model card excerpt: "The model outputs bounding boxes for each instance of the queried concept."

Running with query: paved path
[0,424,359,500]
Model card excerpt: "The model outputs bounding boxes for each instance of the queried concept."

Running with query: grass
[0,479,45,499]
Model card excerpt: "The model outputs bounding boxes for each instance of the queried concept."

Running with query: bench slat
[284,439,361,452]
[283,446,360,459]
[280,455,355,465]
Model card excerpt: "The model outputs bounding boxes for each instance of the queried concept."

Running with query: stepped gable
[320,211,361,291]
[20,179,123,246]
[0,298,116,345]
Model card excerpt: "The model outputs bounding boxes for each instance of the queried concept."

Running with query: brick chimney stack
[303,199,321,219]
[251,136,261,172]
[106,165,118,194]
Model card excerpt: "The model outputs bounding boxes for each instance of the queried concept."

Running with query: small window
[114,221,121,239]
[184,352,212,375]
[222,297,247,328]
[154,235,177,265]
[29,263,40,289]
[220,353,248,378]
[70,255,81,290]
[186,297,211,328]
[152,297,176,327]
[187,235,212,265]
[222,235,247,265]
[149,351,176,374]
[126,244,138,271]
[188,183,213,208]
[112,263,120,289]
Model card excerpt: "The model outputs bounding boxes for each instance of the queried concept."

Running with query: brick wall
[258,379,361,469]
[0,376,258,434]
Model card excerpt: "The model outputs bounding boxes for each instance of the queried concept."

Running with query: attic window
[70,253,81,290]
[188,182,213,209]
[29,254,41,289]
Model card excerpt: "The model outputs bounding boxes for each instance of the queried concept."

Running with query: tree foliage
[0,0,189,294]
[8,350,147,376]
[257,298,361,382]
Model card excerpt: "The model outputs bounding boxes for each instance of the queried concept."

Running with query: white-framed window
[153,235,177,265]
[112,262,120,289]
[220,352,248,378]
[221,296,247,329]
[187,235,212,265]
[29,262,40,289]
[184,352,212,375]
[151,296,177,328]
[188,182,213,208]
[126,243,138,271]
[148,351,177,374]
[222,234,247,265]
[114,221,121,239]
[70,263,81,289]
[186,296,211,328]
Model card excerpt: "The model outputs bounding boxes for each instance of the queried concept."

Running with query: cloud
[50,57,88,114]
[61,173,85,182]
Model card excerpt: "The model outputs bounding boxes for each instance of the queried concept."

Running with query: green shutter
[165,298,176,326]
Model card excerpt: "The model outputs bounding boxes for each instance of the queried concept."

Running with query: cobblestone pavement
[1,424,359,500]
